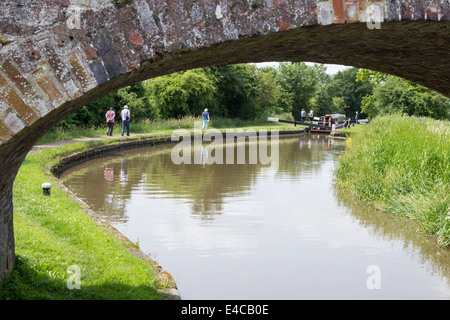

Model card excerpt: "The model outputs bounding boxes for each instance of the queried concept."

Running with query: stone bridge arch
[0,0,449,281]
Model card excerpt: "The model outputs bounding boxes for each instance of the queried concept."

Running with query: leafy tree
[117,82,159,122]
[326,67,373,118]
[256,68,292,116]
[208,64,261,119]
[355,68,389,85]
[59,63,450,131]
[358,70,450,120]
[145,68,216,119]
[309,82,331,117]
[331,97,349,114]
[275,62,328,120]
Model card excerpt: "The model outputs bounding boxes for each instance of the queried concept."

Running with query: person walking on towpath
[202,108,210,130]
[121,105,131,136]
[355,111,359,124]
[301,109,306,122]
[309,110,314,122]
[105,107,115,136]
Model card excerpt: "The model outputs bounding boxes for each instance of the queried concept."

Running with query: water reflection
[61,134,450,299]
[62,135,339,222]
[335,187,450,290]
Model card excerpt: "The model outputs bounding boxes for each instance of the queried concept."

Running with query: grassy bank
[0,140,180,299]
[38,114,295,144]
[335,115,450,246]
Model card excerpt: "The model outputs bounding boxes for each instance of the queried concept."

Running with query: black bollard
[42,182,52,196]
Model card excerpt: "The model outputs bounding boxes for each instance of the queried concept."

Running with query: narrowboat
[268,113,351,133]
[310,114,348,133]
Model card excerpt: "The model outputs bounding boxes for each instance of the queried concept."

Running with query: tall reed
[335,115,450,246]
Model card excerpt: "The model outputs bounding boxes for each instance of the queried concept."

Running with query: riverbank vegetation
[52,63,377,132]
[356,69,449,120]
[0,144,175,299]
[335,115,450,246]
[49,63,448,141]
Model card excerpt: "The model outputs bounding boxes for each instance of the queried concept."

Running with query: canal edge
[53,178,182,300]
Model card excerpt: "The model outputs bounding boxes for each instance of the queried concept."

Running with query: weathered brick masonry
[0,0,449,281]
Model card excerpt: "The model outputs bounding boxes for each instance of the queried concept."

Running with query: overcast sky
[252,62,352,75]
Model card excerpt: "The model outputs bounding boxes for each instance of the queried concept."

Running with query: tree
[309,82,331,117]
[208,64,261,119]
[145,69,217,119]
[358,69,450,120]
[275,62,328,120]
[256,67,292,116]
[331,97,349,114]
[326,67,373,117]
[117,82,160,122]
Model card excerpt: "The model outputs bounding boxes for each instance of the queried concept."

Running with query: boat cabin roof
[322,114,346,118]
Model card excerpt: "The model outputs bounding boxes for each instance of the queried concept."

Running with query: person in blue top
[202,108,210,130]
[355,111,359,124]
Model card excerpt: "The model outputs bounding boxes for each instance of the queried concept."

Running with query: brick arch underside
[1,20,449,282]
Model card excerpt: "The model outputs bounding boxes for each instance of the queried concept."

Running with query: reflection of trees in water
[276,133,345,177]
[190,200,224,223]
[334,185,450,287]
[63,143,260,223]
[150,143,260,221]
[62,134,345,224]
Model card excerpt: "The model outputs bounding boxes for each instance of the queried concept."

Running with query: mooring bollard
[42,182,52,196]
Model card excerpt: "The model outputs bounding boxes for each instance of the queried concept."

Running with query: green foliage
[257,68,292,115]
[118,82,160,121]
[309,82,332,116]
[275,62,329,120]
[335,115,450,246]
[357,69,450,120]
[251,0,261,10]
[326,67,373,117]
[57,94,120,130]
[1,150,165,299]
[355,68,389,85]
[145,68,216,119]
[56,64,448,132]
[331,96,349,114]
[114,0,133,8]
[208,64,261,119]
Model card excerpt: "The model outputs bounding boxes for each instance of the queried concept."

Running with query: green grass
[338,124,365,136]
[38,114,297,144]
[335,114,450,246]
[0,149,171,300]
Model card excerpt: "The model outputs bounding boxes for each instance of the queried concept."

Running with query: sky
[252,62,352,75]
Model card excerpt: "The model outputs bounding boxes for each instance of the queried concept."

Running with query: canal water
[61,134,450,299]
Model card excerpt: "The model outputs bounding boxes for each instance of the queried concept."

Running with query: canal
[61,133,450,299]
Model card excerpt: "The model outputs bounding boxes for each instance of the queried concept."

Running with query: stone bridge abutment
[0,0,449,281]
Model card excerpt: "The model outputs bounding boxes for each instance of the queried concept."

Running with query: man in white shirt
[121,105,131,136]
